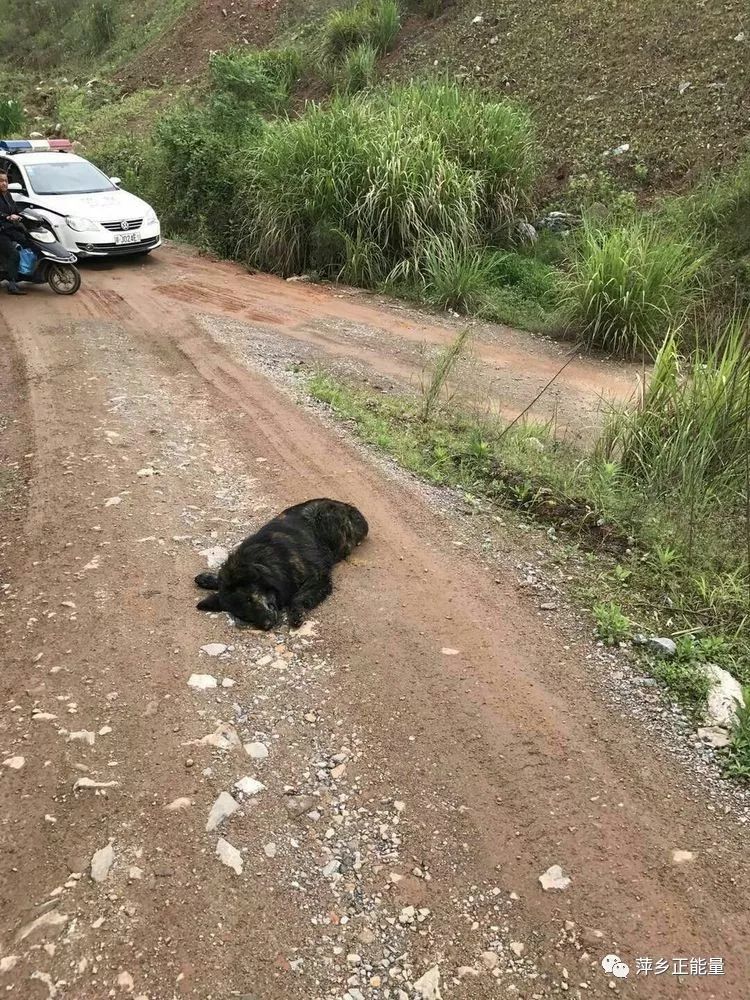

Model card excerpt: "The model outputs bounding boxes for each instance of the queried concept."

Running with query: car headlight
[66,216,99,232]
[143,208,158,226]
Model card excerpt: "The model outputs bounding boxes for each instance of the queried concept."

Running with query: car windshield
[25,160,114,196]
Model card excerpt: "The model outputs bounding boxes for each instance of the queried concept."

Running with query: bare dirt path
[0,248,746,1000]
[83,244,639,441]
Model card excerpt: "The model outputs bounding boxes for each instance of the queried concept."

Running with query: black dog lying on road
[195,498,368,630]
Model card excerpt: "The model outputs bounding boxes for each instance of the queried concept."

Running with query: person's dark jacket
[0,190,27,241]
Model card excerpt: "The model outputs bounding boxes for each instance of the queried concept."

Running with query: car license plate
[114,231,141,245]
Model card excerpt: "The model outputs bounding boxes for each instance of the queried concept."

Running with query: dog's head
[197,563,281,631]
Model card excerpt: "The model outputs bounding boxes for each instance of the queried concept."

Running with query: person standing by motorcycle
[0,170,29,295]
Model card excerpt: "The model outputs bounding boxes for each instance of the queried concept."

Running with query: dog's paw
[196,593,222,612]
[195,572,219,590]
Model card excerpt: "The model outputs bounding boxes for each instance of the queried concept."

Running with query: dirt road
[1,246,747,1000]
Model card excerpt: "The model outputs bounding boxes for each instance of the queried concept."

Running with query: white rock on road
[697,726,731,749]
[189,722,241,750]
[200,643,228,657]
[2,756,25,770]
[234,776,265,797]
[188,673,218,690]
[117,971,135,993]
[74,777,118,791]
[165,797,192,811]
[414,965,441,999]
[216,837,243,874]
[90,842,115,883]
[539,864,571,891]
[206,791,240,831]
[15,909,68,945]
[245,741,269,760]
[672,849,695,864]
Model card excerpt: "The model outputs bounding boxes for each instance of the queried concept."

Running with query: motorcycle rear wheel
[48,264,81,295]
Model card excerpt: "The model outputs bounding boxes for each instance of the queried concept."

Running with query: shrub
[593,601,632,645]
[150,99,264,253]
[564,218,703,359]
[0,98,23,138]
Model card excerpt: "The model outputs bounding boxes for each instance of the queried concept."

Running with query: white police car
[0,139,161,258]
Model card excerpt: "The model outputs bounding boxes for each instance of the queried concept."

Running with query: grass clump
[420,327,472,419]
[150,98,263,253]
[664,153,750,315]
[564,217,703,358]
[209,47,301,112]
[87,0,116,54]
[337,41,378,94]
[0,98,23,137]
[602,320,750,497]
[323,1,400,62]
[421,241,495,313]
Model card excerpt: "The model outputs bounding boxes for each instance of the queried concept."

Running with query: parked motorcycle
[1,210,81,294]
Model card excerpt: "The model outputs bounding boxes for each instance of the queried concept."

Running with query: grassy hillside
[2,0,747,187]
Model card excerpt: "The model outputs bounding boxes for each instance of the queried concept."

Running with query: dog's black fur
[195,498,368,629]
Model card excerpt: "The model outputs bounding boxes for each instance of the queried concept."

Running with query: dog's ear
[196,592,222,612]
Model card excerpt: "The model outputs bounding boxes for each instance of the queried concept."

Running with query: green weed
[651,658,712,712]
[87,0,116,54]
[421,241,494,313]
[420,326,472,420]
[323,0,400,62]
[593,601,632,645]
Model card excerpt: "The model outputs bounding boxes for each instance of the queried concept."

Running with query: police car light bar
[0,139,73,153]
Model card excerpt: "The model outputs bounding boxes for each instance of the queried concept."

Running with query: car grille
[75,236,160,255]
[101,219,144,232]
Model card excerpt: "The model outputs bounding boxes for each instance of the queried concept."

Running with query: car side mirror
[110,176,122,187]
[7,182,22,192]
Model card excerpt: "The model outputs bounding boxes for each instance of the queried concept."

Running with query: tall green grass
[209,47,301,112]
[602,318,750,496]
[421,240,495,312]
[0,98,23,137]
[235,82,537,278]
[322,1,400,62]
[564,218,704,358]
[87,0,116,53]
[338,41,378,94]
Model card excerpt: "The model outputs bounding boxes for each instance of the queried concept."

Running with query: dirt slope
[117,0,286,89]
[0,247,748,999]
